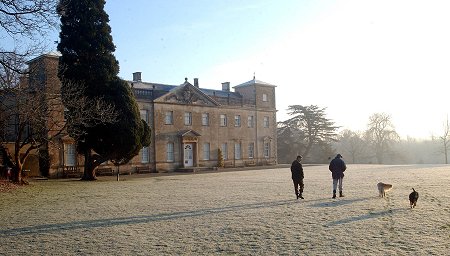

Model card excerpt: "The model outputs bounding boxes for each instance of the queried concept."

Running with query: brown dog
[377,182,393,197]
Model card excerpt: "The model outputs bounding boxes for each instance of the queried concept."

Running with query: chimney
[222,82,230,92]
[132,72,142,82]
[194,78,199,88]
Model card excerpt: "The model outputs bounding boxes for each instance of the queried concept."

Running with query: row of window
[165,112,270,128]
[66,141,270,166]
[140,142,270,163]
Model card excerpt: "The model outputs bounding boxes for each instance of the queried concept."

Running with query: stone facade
[131,74,278,172]
[22,54,277,176]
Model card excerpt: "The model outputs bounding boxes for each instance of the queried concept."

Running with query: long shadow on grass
[309,197,372,208]
[325,208,405,227]
[0,199,295,237]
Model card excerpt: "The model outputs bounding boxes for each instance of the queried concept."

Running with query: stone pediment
[180,130,201,137]
[157,83,219,106]
[180,130,201,142]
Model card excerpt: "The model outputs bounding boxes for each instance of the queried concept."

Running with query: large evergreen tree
[57,0,150,180]
[278,105,339,162]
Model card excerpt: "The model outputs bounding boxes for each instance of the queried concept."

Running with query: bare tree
[365,113,400,164]
[1,84,118,183]
[0,1,58,76]
[1,1,60,183]
[336,129,368,164]
[438,116,450,164]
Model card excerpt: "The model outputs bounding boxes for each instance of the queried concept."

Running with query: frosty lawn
[1,165,449,255]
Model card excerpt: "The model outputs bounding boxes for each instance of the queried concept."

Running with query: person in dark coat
[291,155,304,199]
[329,154,347,198]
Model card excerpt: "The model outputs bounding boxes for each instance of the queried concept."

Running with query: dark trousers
[293,179,304,196]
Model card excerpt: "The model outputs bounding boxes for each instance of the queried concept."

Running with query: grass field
[1,164,449,255]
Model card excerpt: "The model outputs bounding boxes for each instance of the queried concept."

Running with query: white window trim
[165,111,173,125]
[184,112,192,126]
[202,113,209,126]
[248,142,254,159]
[203,143,210,160]
[141,147,149,163]
[234,115,241,127]
[264,142,270,158]
[222,143,228,160]
[167,143,174,162]
[248,116,254,128]
[64,143,76,166]
[140,109,148,123]
[234,143,241,160]
[220,114,227,127]
[263,116,269,128]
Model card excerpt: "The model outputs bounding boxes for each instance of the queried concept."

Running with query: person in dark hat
[290,155,304,199]
[329,153,347,198]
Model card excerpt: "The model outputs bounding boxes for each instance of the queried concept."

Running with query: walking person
[329,154,347,198]
[291,155,304,199]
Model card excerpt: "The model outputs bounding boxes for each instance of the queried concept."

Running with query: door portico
[180,130,201,168]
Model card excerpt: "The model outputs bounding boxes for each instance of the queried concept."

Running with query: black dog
[409,188,419,208]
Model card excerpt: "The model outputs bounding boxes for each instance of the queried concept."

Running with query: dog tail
[412,188,415,192]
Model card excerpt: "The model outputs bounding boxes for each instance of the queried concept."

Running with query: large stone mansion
[7,53,278,177]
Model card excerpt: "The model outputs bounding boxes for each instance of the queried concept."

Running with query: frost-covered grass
[0,165,449,255]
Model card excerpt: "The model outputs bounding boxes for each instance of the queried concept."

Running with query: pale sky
[51,0,450,139]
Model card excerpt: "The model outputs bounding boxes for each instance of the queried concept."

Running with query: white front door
[184,144,193,167]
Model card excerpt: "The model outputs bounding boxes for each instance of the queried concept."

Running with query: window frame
[264,142,270,158]
[248,142,254,159]
[234,115,241,127]
[203,142,210,160]
[141,146,149,163]
[64,143,76,166]
[165,111,173,125]
[202,113,209,126]
[166,142,174,162]
[247,115,254,128]
[220,114,227,127]
[184,112,192,126]
[263,116,269,128]
[140,109,148,123]
[234,142,241,160]
[221,143,228,160]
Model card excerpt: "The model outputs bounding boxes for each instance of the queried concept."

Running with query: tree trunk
[11,153,28,184]
[445,147,448,164]
[81,150,96,181]
[12,166,21,183]
[443,141,448,164]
